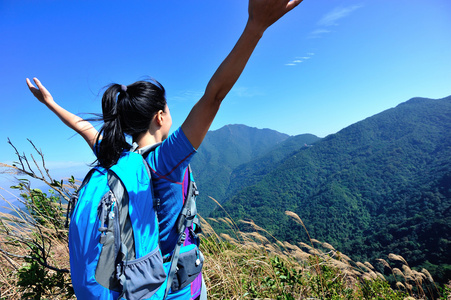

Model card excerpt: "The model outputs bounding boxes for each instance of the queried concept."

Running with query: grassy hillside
[1,173,448,299]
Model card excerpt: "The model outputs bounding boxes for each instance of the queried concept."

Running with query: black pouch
[171,246,204,292]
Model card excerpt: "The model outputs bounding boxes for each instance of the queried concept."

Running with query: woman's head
[96,79,168,168]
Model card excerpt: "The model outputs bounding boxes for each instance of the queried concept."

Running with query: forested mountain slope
[210,96,451,282]
[191,124,291,215]
[227,133,320,197]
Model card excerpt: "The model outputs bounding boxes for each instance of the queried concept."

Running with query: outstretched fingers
[26,78,41,100]
[26,77,36,91]
[286,0,303,12]
[26,77,53,104]
[33,78,50,94]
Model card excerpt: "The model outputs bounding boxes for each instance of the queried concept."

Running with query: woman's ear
[155,110,164,126]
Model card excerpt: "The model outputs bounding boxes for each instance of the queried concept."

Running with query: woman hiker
[26,0,304,298]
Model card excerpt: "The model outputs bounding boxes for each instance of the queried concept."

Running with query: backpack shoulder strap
[106,169,135,297]
[135,142,162,159]
[165,164,201,298]
[176,165,200,234]
[133,143,161,209]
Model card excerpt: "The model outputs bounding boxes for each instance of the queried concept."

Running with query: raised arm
[181,0,303,149]
[26,77,99,149]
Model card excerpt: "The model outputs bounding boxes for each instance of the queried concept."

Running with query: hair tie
[120,84,127,92]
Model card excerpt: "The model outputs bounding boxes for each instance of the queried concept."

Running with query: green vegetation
[0,140,74,299]
[191,124,295,215]
[1,95,450,298]
[3,141,450,299]
[207,96,451,284]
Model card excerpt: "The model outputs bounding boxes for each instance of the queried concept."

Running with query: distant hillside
[191,124,292,215]
[210,96,451,282]
[228,133,320,197]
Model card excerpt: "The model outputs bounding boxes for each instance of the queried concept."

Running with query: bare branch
[22,153,34,174]
[7,138,25,170]
[0,250,20,270]
[28,139,53,182]
[30,153,47,181]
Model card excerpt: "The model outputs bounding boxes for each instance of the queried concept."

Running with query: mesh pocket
[121,247,167,299]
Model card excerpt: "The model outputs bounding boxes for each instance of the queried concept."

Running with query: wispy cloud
[310,4,362,38]
[318,5,362,26]
[309,29,331,38]
[285,53,314,67]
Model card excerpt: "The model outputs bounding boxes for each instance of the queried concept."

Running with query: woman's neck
[135,130,162,149]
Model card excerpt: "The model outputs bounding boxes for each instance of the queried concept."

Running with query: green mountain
[191,124,301,215]
[227,133,320,197]
[191,124,321,215]
[209,96,451,282]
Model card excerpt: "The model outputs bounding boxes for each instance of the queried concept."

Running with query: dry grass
[0,197,73,299]
[200,210,446,299]
[0,191,444,299]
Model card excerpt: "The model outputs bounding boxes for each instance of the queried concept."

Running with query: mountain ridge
[191,124,296,215]
[207,95,451,282]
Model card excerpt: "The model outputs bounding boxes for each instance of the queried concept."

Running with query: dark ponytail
[95,79,167,168]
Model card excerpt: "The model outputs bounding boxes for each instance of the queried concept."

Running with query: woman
[27,0,303,298]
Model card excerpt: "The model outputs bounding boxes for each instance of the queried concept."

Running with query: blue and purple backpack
[67,148,203,299]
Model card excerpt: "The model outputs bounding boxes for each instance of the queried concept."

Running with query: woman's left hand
[26,77,55,106]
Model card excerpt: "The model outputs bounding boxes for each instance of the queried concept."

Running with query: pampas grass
[0,196,444,299]
[0,169,445,300]
[201,210,442,299]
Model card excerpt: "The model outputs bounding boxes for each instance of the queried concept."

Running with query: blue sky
[1,0,451,189]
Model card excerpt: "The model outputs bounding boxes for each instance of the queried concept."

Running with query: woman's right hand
[181,0,303,150]
[248,0,303,33]
[26,77,55,106]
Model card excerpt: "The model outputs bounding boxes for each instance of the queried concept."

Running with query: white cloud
[309,28,332,38]
[310,5,362,38]
[285,53,314,67]
[318,5,362,27]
